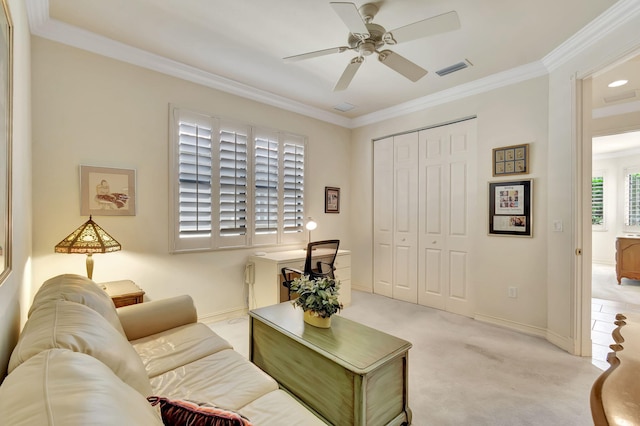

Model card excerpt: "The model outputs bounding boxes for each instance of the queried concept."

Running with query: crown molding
[25,0,637,129]
[350,61,548,128]
[542,0,640,71]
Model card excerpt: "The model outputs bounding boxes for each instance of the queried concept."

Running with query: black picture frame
[325,187,340,213]
[489,179,532,237]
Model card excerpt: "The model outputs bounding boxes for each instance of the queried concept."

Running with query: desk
[249,302,412,426]
[616,236,640,284]
[248,249,351,309]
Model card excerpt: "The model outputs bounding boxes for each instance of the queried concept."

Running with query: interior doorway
[581,53,640,367]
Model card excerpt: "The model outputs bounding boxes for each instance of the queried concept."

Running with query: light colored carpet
[592,262,640,306]
[209,292,601,425]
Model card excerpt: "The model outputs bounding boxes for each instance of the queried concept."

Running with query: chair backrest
[304,240,340,280]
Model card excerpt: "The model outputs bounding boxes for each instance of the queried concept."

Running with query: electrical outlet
[508,287,517,298]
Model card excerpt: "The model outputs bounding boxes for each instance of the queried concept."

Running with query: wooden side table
[101,280,145,308]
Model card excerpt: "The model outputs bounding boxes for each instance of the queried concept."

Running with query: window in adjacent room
[169,106,306,252]
[591,172,605,230]
[624,167,640,232]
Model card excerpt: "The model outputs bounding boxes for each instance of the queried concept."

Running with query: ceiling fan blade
[333,57,364,91]
[284,46,350,63]
[378,50,427,82]
[384,11,460,45]
[330,2,370,39]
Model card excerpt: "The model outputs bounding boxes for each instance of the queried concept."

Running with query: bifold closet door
[373,134,418,302]
[373,137,393,298]
[391,132,419,303]
[418,119,476,317]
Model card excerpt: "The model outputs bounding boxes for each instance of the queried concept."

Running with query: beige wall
[350,77,550,335]
[30,38,352,321]
[0,0,32,380]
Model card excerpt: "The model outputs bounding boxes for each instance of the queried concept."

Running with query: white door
[392,132,419,303]
[373,137,394,297]
[418,119,477,317]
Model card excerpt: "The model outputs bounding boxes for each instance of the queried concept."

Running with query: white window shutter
[253,130,280,245]
[282,135,305,243]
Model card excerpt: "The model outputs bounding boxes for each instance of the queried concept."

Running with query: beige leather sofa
[0,274,324,425]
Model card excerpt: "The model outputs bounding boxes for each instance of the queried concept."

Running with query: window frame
[169,106,307,253]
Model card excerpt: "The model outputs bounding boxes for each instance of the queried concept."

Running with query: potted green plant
[289,275,343,328]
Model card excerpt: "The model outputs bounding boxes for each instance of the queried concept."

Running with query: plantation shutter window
[170,106,306,252]
[283,139,305,237]
[591,173,604,230]
[254,134,279,237]
[625,167,640,231]
[219,124,248,244]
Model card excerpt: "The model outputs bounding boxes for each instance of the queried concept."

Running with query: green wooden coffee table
[249,302,412,426]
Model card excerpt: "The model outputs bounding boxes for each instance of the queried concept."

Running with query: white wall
[30,38,352,321]
[0,0,32,380]
[350,77,550,334]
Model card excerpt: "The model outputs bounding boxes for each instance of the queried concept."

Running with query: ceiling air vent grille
[436,59,473,77]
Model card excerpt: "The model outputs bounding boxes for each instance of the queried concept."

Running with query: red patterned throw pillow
[148,396,252,426]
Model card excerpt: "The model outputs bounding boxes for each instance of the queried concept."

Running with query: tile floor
[591,297,640,370]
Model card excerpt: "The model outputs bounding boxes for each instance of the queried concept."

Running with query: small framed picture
[80,165,136,216]
[493,143,529,176]
[325,187,340,214]
[488,179,532,237]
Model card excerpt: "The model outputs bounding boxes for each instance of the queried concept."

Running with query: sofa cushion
[29,273,126,336]
[0,349,163,426]
[150,349,278,410]
[148,396,252,426]
[9,300,152,396]
[131,322,233,378]
[238,390,325,425]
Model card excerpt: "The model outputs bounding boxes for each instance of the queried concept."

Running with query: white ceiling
[26,0,640,127]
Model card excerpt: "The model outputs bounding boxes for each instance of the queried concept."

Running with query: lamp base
[86,253,94,280]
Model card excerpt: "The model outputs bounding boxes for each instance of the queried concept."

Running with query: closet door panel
[373,138,394,297]
[392,133,418,303]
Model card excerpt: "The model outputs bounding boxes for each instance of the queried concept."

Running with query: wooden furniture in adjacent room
[591,312,640,425]
[247,248,351,308]
[249,302,412,426]
[615,236,640,284]
[101,279,145,307]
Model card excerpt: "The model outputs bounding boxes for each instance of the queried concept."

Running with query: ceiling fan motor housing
[348,22,386,53]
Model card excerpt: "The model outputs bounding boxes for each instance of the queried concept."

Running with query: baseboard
[474,313,547,339]
[198,307,247,325]
[545,329,577,354]
[352,284,372,293]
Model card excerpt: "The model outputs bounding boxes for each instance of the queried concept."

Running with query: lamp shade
[55,216,121,254]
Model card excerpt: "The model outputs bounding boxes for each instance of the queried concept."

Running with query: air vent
[603,90,637,104]
[334,102,356,112]
[436,59,473,77]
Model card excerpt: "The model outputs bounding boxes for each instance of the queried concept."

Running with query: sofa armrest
[117,295,197,341]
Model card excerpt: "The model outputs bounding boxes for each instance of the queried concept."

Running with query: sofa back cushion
[9,300,152,396]
[0,349,163,426]
[29,274,126,336]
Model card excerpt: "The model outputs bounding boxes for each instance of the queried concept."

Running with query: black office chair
[281,240,340,300]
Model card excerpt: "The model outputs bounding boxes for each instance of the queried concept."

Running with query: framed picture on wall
[80,165,136,216]
[488,179,532,237]
[325,187,340,213]
[492,143,529,176]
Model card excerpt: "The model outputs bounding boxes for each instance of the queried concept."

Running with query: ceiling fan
[284,2,461,91]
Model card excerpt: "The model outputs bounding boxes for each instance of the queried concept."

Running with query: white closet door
[418,119,477,317]
[373,137,393,297]
[392,133,419,303]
